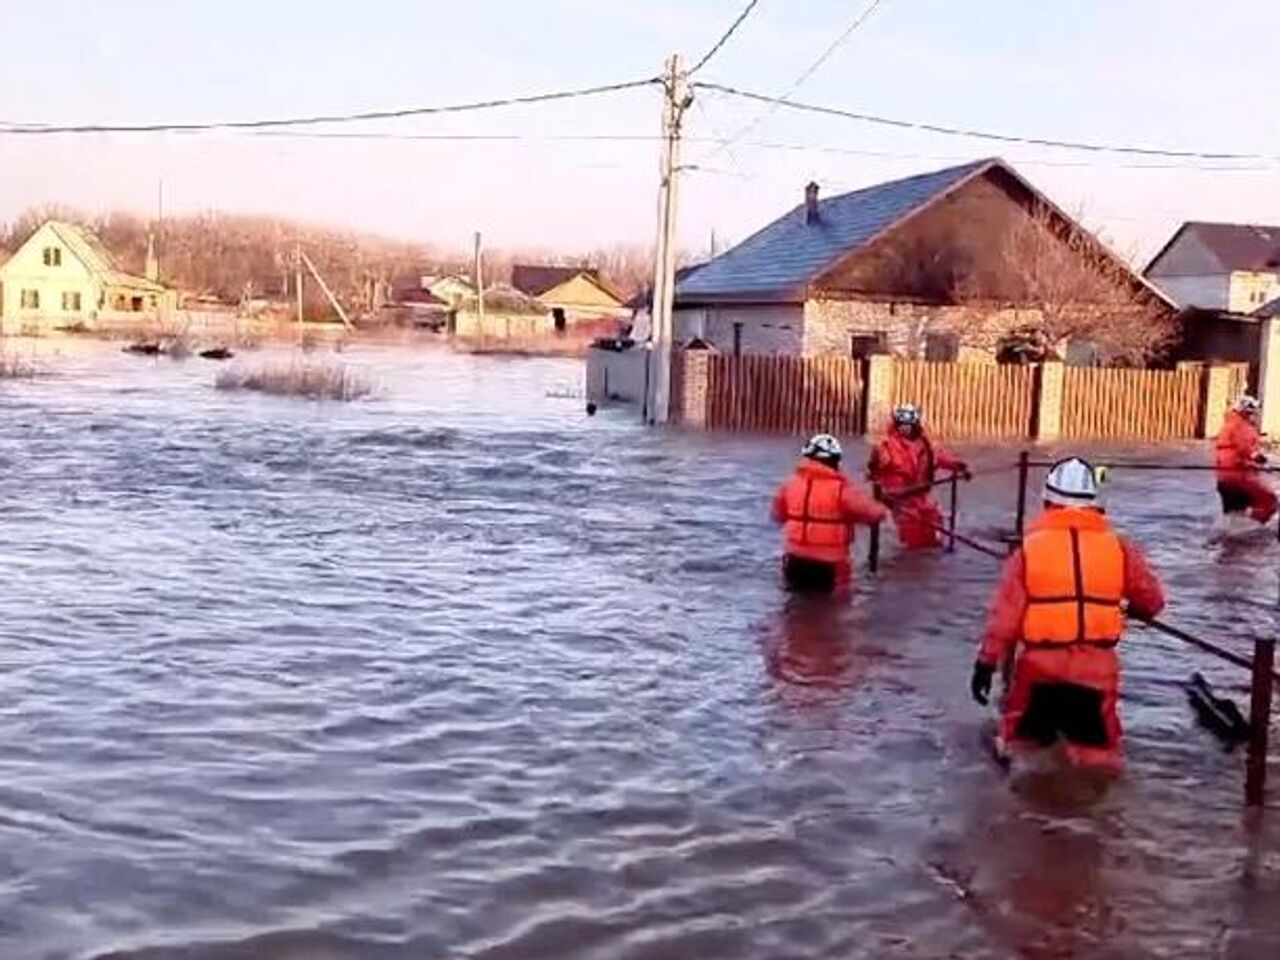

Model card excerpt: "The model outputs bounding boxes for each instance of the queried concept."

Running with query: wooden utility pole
[646,53,691,425]
[300,250,354,329]
[474,231,486,324]
[295,243,304,343]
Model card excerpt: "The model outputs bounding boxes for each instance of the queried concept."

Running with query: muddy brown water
[0,343,1276,959]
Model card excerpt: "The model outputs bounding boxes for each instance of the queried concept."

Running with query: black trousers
[782,555,838,594]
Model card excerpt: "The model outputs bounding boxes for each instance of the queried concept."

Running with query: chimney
[145,232,159,283]
[805,182,820,224]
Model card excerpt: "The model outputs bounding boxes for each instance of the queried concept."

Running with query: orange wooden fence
[890,361,1036,438]
[694,354,865,435]
[1061,366,1202,440]
[674,352,1242,442]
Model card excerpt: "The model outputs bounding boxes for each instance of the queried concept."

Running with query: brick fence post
[863,355,895,436]
[678,350,711,428]
[1200,363,1232,439]
[1034,360,1064,441]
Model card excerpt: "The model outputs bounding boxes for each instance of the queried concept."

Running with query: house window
[924,332,960,362]
[20,289,40,310]
[849,331,888,359]
[732,322,743,357]
[552,307,567,333]
[42,247,62,267]
[61,291,82,312]
[131,296,144,312]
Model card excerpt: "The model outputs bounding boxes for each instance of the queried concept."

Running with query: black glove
[957,463,973,482]
[1254,453,1268,466]
[970,661,995,706]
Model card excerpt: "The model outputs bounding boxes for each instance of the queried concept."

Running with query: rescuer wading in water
[771,434,887,594]
[971,457,1165,772]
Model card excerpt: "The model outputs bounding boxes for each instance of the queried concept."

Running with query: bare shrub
[215,359,371,401]
[0,351,39,379]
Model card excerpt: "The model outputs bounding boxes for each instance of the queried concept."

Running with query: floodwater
[0,341,1277,960]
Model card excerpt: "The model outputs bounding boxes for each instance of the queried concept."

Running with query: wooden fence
[1061,367,1202,440]
[682,353,864,435]
[673,352,1247,442]
[890,361,1036,439]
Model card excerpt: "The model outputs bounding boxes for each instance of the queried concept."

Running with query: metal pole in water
[1246,637,1275,808]
[947,472,959,553]
[868,483,882,573]
[1014,449,1030,547]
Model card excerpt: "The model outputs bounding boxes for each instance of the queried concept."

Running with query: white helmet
[802,433,843,465]
[1235,395,1261,416]
[1044,456,1101,507]
[893,403,922,427]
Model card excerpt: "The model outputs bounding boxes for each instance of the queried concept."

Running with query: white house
[0,220,175,333]
[1145,221,1280,314]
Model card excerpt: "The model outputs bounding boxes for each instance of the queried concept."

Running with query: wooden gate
[1061,367,1202,440]
[701,354,865,435]
[890,361,1036,438]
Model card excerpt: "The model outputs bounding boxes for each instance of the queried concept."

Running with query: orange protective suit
[867,425,964,548]
[771,459,887,590]
[977,506,1165,771]
[1215,409,1276,524]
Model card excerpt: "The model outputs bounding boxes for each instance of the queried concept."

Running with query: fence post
[1033,361,1065,441]
[1246,638,1275,808]
[1014,449,1030,547]
[863,355,895,437]
[868,483,882,573]
[946,472,958,553]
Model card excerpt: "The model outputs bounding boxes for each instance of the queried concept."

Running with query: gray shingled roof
[676,159,994,303]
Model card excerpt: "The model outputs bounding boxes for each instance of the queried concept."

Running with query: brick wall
[802,299,1044,359]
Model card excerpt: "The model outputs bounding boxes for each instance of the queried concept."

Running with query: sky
[1,0,1277,263]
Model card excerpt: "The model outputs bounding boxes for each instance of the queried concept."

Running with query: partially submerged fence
[1061,367,1202,440]
[892,361,1035,439]
[670,351,1247,443]
[675,352,865,436]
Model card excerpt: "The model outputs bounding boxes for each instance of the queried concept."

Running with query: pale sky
[1,0,1277,263]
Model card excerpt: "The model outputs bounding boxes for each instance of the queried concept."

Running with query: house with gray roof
[1145,221,1280,314]
[673,158,1168,360]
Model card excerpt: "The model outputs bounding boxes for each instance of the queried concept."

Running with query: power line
[0,78,660,135]
[697,82,1280,161]
[689,0,764,75]
[702,0,889,160]
[783,0,890,97]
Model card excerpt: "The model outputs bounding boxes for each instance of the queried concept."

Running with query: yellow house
[0,220,176,334]
[510,264,628,331]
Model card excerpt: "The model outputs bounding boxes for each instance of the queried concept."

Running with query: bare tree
[964,201,1175,363]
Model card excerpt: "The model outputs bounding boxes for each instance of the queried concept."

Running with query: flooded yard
[0,342,1276,959]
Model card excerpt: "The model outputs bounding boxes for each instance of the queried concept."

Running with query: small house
[673,158,1169,361]
[511,264,628,331]
[0,220,176,334]
[453,283,550,340]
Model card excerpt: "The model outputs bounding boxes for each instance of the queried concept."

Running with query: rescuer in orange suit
[867,403,969,548]
[970,457,1165,772]
[1215,395,1276,525]
[771,434,887,593]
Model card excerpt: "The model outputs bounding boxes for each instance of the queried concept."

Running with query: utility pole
[646,53,691,425]
[474,231,486,324]
[295,243,304,343]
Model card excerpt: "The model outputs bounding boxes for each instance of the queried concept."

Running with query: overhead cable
[696,82,1280,161]
[0,78,660,134]
[689,0,764,74]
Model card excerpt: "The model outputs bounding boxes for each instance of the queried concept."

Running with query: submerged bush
[215,358,371,401]
[0,350,40,379]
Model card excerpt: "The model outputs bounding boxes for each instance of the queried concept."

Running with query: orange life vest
[780,461,854,564]
[1215,410,1260,476]
[1022,508,1125,647]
